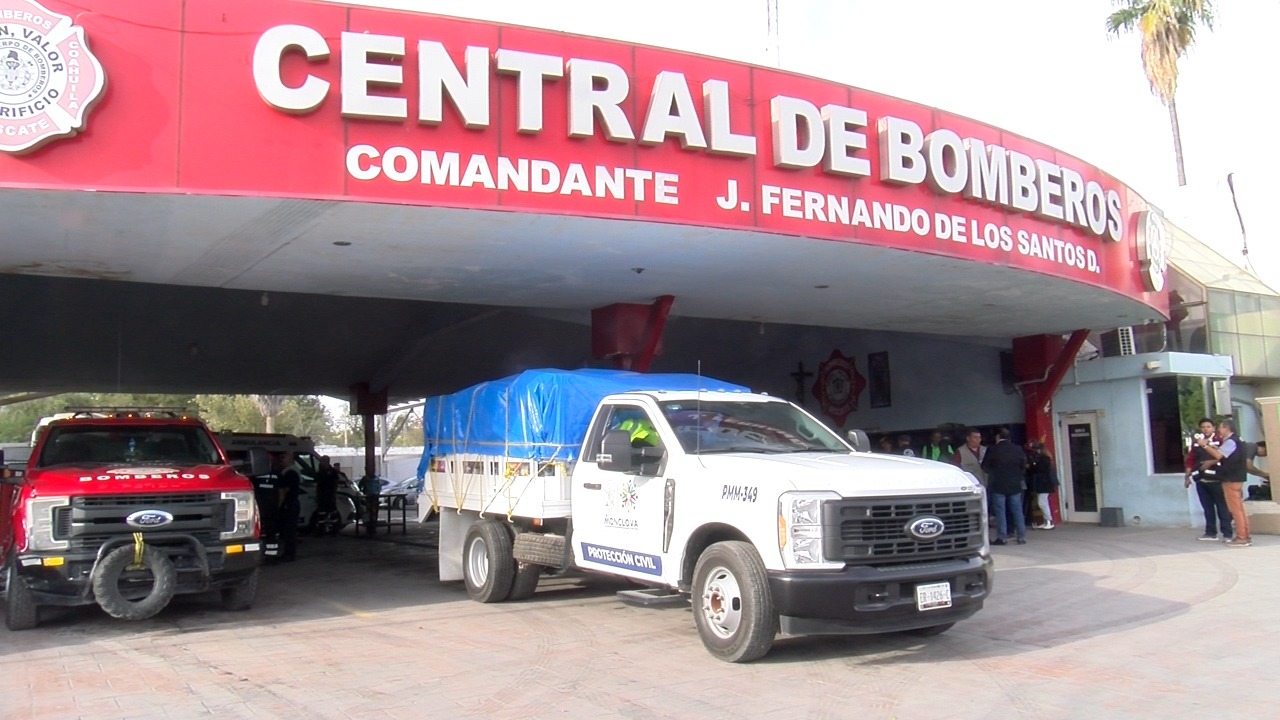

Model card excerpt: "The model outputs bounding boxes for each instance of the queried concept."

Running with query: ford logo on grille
[906,515,945,541]
[126,510,174,529]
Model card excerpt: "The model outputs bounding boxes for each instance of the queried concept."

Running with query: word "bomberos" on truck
[417,370,993,662]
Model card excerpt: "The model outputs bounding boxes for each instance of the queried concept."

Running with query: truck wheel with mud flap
[692,541,777,663]
[220,568,259,611]
[4,561,39,631]
[507,562,542,601]
[906,622,955,637]
[463,520,515,603]
[92,545,178,621]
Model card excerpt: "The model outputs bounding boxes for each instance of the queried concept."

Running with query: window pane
[1267,336,1280,378]
[1147,377,1184,474]
[1178,303,1208,354]
[1235,293,1263,335]
[1167,269,1205,306]
[1207,290,1236,334]
[1211,331,1239,361]
[1262,295,1280,336]
[1238,335,1267,377]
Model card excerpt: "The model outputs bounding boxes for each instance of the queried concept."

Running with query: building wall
[649,318,1022,434]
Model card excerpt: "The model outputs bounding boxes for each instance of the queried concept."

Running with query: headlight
[220,490,258,541]
[25,496,70,551]
[960,473,991,557]
[777,491,843,570]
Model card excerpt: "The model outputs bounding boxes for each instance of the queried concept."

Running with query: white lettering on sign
[252,26,1129,243]
[346,145,679,204]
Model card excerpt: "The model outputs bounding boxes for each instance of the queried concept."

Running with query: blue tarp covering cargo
[417,369,749,475]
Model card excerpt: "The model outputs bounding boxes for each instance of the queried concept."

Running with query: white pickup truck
[419,369,992,662]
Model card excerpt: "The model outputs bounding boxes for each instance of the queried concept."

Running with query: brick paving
[2,519,1277,719]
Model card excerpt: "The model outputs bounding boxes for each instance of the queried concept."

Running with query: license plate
[915,581,952,611]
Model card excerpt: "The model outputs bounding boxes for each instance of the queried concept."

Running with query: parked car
[378,475,421,505]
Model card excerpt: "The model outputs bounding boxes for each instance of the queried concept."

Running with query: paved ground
[2,517,1276,719]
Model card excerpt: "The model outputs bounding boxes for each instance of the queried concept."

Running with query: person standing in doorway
[1026,442,1060,529]
[1184,418,1231,541]
[957,429,991,520]
[1197,417,1251,547]
[982,427,1028,545]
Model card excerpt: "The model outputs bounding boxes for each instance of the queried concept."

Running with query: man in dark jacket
[981,427,1028,545]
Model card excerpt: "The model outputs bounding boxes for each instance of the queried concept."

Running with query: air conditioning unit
[1116,326,1136,356]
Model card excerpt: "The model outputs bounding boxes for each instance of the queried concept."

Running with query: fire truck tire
[4,561,39,631]
[220,568,259,611]
[463,520,514,603]
[93,545,178,621]
[507,562,542,601]
[692,541,776,663]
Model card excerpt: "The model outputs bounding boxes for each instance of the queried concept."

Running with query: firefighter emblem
[811,349,865,427]
[0,0,107,154]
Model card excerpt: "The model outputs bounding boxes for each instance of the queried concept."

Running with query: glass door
[1059,412,1101,523]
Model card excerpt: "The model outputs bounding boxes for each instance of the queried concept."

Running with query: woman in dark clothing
[1026,442,1060,529]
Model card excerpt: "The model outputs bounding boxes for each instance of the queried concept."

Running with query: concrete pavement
[2,519,1276,719]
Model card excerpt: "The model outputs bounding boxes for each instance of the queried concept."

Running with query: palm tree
[1105,0,1215,186]
[251,394,285,433]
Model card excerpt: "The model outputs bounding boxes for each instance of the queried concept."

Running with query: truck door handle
[582,482,602,490]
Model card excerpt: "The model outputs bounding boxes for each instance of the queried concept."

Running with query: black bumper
[13,535,261,607]
[768,555,993,636]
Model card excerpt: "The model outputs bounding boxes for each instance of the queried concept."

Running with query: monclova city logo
[0,0,105,154]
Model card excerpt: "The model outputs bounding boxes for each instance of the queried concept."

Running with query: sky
[332,0,1279,291]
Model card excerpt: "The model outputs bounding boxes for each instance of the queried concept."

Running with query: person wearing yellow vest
[617,417,658,447]
[921,430,956,464]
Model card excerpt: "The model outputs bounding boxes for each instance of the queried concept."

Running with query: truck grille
[823,494,983,566]
[53,493,230,550]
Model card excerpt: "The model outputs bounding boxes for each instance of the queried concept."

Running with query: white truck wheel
[463,520,515,603]
[692,541,776,663]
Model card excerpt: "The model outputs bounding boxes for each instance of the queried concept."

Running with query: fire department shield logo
[811,349,866,427]
[0,0,106,154]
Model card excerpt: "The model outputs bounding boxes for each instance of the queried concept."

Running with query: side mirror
[1,466,24,484]
[246,446,271,477]
[846,429,871,453]
[598,430,635,472]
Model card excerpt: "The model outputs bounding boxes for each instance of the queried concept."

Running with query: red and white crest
[811,349,866,427]
[0,0,105,154]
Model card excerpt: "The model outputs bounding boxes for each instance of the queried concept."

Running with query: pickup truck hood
[692,452,980,497]
[24,464,251,496]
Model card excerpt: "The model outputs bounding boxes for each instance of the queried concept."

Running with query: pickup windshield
[36,425,222,469]
[659,400,849,455]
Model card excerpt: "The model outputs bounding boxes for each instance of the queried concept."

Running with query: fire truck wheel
[463,520,514,603]
[220,568,259,611]
[4,561,39,631]
[93,545,178,621]
[507,562,542,601]
[692,541,777,663]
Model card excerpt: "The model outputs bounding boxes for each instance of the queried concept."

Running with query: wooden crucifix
[789,361,813,406]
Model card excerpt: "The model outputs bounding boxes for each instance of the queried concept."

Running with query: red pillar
[1011,330,1089,524]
